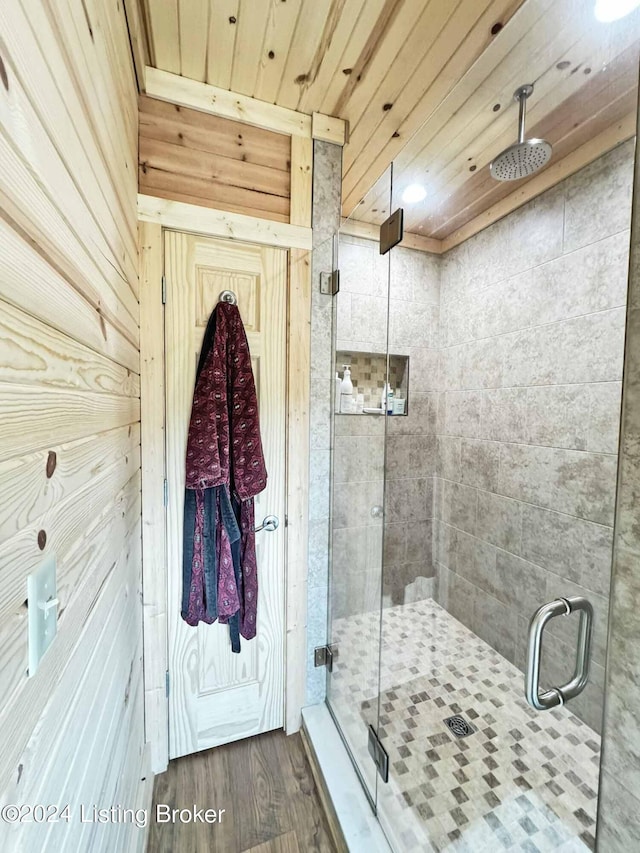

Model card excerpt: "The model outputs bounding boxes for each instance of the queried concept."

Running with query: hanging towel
[182,301,267,648]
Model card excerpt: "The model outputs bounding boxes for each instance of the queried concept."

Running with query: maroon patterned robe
[183,302,267,639]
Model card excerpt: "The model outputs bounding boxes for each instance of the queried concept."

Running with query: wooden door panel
[195,267,261,330]
[165,230,287,758]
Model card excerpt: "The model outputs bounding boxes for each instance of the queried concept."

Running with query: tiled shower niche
[336,351,409,413]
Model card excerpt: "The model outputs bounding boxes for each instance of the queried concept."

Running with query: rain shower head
[490,84,552,182]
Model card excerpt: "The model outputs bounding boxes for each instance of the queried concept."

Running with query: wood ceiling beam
[143,66,346,143]
[312,112,348,145]
[138,193,313,250]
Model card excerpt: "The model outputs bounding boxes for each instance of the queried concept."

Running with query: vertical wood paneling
[178,0,209,82]
[252,0,302,105]
[290,136,313,227]
[295,0,368,113]
[229,0,272,96]
[205,0,240,89]
[276,0,333,109]
[123,0,151,90]
[139,221,169,773]
[286,248,312,733]
[146,0,181,73]
[0,1,150,850]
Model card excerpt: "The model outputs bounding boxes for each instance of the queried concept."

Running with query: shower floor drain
[444,715,476,739]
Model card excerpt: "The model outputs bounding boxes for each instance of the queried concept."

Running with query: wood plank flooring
[147,731,336,853]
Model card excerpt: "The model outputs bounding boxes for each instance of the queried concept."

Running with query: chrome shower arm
[518,93,526,144]
[515,84,534,145]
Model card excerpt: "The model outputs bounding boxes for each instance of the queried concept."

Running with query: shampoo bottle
[340,365,353,414]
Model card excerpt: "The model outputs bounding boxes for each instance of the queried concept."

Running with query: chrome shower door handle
[255,515,279,533]
[525,596,593,711]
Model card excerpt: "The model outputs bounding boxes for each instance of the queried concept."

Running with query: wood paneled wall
[0,0,150,850]
[139,94,292,222]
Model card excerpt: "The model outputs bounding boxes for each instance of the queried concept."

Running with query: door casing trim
[139,204,312,773]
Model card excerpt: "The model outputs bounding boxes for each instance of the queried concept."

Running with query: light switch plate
[28,554,58,676]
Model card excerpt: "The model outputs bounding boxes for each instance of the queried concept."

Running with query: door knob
[255,515,279,533]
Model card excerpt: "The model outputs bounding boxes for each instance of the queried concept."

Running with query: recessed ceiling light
[401,184,427,204]
[594,0,640,21]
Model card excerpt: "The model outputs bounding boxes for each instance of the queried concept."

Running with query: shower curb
[301,704,392,853]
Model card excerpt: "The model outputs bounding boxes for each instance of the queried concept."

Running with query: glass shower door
[322,2,637,849]
[373,16,635,847]
[325,167,392,805]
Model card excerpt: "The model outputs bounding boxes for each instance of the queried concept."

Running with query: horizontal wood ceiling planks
[143,0,519,136]
[350,0,640,242]
[341,0,527,214]
[430,49,639,240]
[138,94,291,221]
[139,0,638,245]
[140,0,527,211]
[439,111,636,251]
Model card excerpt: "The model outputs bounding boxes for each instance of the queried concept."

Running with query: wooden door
[165,230,287,759]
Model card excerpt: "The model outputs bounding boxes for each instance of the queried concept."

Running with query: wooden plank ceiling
[351,0,640,243]
[139,0,640,243]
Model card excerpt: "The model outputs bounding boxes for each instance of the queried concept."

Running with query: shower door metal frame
[324,195,407,813]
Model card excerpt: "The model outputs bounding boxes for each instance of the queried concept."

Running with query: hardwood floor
[147,730,337,852]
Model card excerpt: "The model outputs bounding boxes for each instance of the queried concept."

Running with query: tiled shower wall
[597,113,640,852]
[383,246,440,606]
[333,237,440,613]
[334,353,408,407]
[306,140,342,705]
[433,141,634,732]
[306,139,634,720]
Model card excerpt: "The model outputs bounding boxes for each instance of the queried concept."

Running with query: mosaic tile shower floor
[328,599,600,853]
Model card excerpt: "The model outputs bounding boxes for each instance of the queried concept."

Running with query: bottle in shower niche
[340,365,354,413]
[381,383,394,414]
[334,372,341,413]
